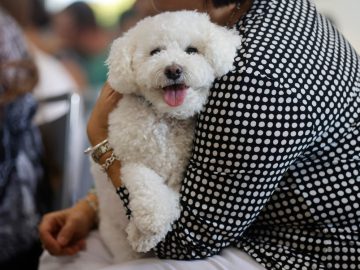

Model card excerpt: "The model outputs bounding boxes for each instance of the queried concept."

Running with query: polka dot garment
[118,0,360,268]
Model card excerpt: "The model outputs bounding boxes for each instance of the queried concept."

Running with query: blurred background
[314,0,360,53]
[0,0,359,269]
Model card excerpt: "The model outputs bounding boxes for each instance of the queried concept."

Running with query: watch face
[92,141,111,162]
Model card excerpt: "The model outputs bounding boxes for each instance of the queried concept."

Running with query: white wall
[314,0,360,53]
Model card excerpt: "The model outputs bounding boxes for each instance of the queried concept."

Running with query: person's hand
[38,200,97,256]
[87,82,122,146]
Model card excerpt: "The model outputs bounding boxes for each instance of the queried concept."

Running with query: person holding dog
[39,0,360,269]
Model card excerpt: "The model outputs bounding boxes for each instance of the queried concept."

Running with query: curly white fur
[93,10,241,264]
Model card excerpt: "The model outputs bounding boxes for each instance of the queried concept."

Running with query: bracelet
[88,187,97,196]
[84,139,113,163]
[101,152,119,172]
[85,198,99,224]
[84,138,108,155]
[84,197,98,214]
[83,193,99,224]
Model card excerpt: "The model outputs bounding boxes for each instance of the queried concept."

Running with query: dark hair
[0,0,50,28]
[63,1,97,30]
[211,0,244,8]
[0,0,30,26]
[30,0,50,28]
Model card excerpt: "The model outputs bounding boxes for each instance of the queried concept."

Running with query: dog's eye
[150,48,162,56]
[185,46,199,54]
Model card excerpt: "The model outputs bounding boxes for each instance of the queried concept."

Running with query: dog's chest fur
[108,95,195,188]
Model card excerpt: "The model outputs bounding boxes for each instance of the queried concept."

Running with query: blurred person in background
[117,0,156,34]
[0,0,80,125]
[0,0,84,93]
[0,0,86,212]
[0,6,44,270]
[52,1,111,96]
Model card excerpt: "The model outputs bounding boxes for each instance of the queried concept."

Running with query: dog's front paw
[126,220,167,252]
[130,186,180,236]
[121,163,181,236]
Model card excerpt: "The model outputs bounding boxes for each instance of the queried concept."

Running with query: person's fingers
[76,239,86,250]
[41,233,63,255]
[54,238,85,256]
[101,81,115,95]
[100,82,122,106]
[53,237,86,256]
[38,215,63,255]
[62,245,82,256]
[56,218,76,247]
[87,82,122,145]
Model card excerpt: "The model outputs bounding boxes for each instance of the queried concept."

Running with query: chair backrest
[38,92,85,209]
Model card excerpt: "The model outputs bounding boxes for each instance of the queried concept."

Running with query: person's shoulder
[0,7,29,61]
[234,0,317,80]
[0,7,23,38]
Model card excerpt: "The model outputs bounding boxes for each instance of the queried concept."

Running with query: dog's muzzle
[164,64,183,81]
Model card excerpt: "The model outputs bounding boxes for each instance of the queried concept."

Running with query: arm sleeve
[153,71,316,259]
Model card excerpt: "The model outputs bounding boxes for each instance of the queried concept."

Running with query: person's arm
[87,82,123,188]
[153,71,315,259]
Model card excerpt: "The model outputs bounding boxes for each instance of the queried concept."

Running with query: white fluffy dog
[92,11,241,263]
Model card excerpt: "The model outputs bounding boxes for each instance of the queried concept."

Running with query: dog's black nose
[165,64,183,80]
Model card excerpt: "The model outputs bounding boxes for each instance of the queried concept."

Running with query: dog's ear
[106,34,138,94]
[204,25,242,77]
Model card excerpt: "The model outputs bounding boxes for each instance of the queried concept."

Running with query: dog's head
[107,11,241,119]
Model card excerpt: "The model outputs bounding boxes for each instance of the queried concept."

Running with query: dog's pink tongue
[163,85,187,107]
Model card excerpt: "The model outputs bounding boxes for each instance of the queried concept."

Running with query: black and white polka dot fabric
[116,186,132,219]
[118,0,360,268]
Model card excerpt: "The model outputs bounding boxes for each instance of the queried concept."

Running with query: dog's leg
[121,163,180,252]
[91,160,143,263]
